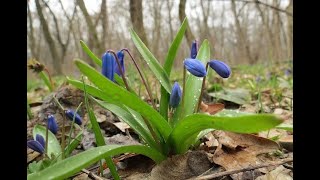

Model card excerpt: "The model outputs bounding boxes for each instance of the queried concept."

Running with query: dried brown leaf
[200,102,225,115]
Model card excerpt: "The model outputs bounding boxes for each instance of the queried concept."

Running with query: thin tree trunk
[179,0,195,47]
[166,0,174,41]
[27,2,39,59]
[101,0,108,50]
[286,0,293,60]
[231,0,254,64]
[77,0,103,56]
[35,0,62,74]
[129,0,149,47]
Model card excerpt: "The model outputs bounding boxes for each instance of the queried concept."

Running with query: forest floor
[27,61,293,180]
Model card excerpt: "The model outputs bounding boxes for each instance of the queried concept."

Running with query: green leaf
[172,40,210,125]
[94,99,159,150]
[275,123,293,132]
[169,113,283,153]
[64,130,83,157]
[67,77,118,104]
[39,71,53,92]
[214,109,251,117]
[208,88,251,105]
[74,60,172,141]
[160,17,188,119]
[82,79,120,180]
[33,125,62,159]
[27,145,166,180]
[129,29,172,94]
[80,40,102,67]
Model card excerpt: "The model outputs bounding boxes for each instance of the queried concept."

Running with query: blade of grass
[82,77,120,180]
[39,71,53,92]
[80,40,102,67]
[159,17,188,119]
[130,29,172,94]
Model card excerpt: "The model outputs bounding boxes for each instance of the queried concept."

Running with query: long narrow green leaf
[68,77,121,106]
[33,125,61,159]
[74,60,172,140]
[80,40,102,67]
[27,145,166,180]
[169,113,283,154]
[172,40,210,126]
[39,71,53,92]
[64,131,83,157]
[160,17,188,119]
[130,29,172,93]
[83,79,119,180]
[93,98,159,150]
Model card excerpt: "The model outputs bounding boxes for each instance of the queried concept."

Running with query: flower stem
[196,63,209,113]
[121,48,157,110]
[44,67,55,90]
[53,96,66,159]
[45,119,49,155]
[181,67,186,116]
[106,50,130,91]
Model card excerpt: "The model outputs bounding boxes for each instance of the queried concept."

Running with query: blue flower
[190,40,198,59]
[47,114,58,134]
[65,109,82,125]
[102,52,115,81]
[169,82,182,108]
[27,134,45,154]
[184,58,207,77]
[208,60,231,78]
[115,50,125,76]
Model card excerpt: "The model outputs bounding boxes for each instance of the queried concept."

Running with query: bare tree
[129,0,149,47]
[285,0,293,59]
[35,0,62,74]
[231,0,254,64]
[27,2,39,59]
[179,0,195,47]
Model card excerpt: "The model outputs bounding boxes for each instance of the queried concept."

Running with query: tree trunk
[27,2,39,59]
[35,0,62,74]
[101,0,108,50]
[77,0,103,56]
[129,0,149,47]
[179,0,195,47]
[231,0,254,64]
[286,0,293,60]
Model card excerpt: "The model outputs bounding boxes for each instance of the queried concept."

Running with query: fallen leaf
[200,102,225,115]
[113,122,130,133]
[149,151,212,180]
[255,165,292,180]
[278,135,293,152]
[212,130,280,179]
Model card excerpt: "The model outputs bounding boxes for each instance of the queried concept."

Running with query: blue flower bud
[208,60,231,78]
[285,69,291,76]
[169,82,182,108]
[190,40,198,59]
[115,50,125,76]
[36,134,45,148]
[65,109,82,125]
[47,114,58,134]
[184,58,207,77]
[102,52,115,81]
[27,140,45,154]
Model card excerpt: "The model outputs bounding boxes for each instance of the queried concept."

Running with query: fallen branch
[81,169,108,180]
[189,158,293,180]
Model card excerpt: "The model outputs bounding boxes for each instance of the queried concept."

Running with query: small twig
[81,169,109,180]
[189,158,293,180]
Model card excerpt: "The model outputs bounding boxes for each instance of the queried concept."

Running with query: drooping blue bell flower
[102,52,115,81]
[169,82,182,108]
[184,58,207,77]
[47,114,58,134]
[27,134,45,154]
[65,109,82,125]
[115,50,125,76]
[208,60,231,78]
[190,40,198,59]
